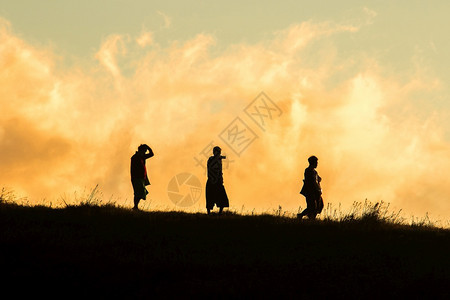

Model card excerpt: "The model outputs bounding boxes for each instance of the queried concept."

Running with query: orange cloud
[0,17,449,222]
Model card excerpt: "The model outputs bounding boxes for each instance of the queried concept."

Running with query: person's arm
[314,172,322,195]
[144,145,154,159]
[304,168,315,184]
[305,168,321,195]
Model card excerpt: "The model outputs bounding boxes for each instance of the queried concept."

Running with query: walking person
[298,155,324,220]
[130,144,154,211]
[206,146,229,215]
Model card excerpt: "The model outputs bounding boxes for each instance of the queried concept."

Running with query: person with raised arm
[130,144,154,211]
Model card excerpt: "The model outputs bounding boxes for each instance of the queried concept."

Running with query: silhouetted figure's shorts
[301,196,324,219]
[307,196,324,213]
[316,196,324,214]
[206,180,229,209]
[131,178,148,200]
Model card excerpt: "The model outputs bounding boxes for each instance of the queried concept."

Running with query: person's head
[308,155,318,168]
[213,146,221,156]
[137,144,148,154]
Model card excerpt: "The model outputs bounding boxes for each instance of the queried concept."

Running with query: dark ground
[0,202,449,299]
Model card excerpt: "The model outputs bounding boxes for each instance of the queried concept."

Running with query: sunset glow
[1,1,449,222]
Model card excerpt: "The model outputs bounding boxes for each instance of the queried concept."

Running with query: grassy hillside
[0,201,448,298]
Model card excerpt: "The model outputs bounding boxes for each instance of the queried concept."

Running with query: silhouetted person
[206,146,229,215]
[298,155,324,220]
[130,144,154,211]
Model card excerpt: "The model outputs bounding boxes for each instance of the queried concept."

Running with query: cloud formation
[1,17,449,221]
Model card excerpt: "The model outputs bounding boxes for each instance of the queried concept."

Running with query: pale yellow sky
[1,1,448,112]
[0,1,449,223]
[0,1,448,66]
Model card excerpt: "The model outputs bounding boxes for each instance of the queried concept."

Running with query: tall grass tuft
[321,199,406,226]
[343,200,404,224]
[0,187,12,203]
[0,187,28,206]
[59,184,120,209]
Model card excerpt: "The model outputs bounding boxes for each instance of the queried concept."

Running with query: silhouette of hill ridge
[0,202,448,298]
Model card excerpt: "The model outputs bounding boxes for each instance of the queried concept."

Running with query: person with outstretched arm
[206,146,229,215]
[130,144,154,211]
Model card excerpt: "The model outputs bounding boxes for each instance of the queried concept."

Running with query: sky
[1,1,449,223]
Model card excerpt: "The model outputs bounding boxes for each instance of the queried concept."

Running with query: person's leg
[297,208,307,218]
[308,198,320,220]
[219,207,223,215]
[206,181,214,215]
[306,197,317,219]
[133,196,140,210]
[132,178,145,211]
[298,196,314,219]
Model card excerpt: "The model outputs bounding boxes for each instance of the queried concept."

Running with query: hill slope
[0,203,449,298]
